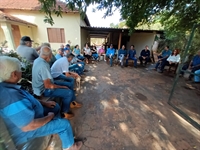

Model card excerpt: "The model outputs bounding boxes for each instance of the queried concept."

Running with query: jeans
[180,64,200,79]
[126,57,137,67]
[106,54,114,66]
[18,104,74,149]
[44,86,73,113]
[139,56,151,65]
[54,74,74,90]
[194,69,200,82]
[92,53,99,60]
[155,56,167,70]
[118,54,125,66]
[69,64,84,75]
[77,55,85,61]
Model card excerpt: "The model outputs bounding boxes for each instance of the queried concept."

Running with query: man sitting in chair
[0,56,83,150]
[139,45,151,66]
[118,45,127,68]
[125,45,137,68]
[106,44,115,67]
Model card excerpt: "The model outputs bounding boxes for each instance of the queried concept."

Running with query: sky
[86,4,121,27]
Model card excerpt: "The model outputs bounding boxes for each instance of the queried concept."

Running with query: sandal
[63,113,74,119]
[70,101,82,108]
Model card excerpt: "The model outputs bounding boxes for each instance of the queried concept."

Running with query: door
[11,25,21,47]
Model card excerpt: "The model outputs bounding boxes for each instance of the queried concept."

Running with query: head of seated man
[0,56,83,150]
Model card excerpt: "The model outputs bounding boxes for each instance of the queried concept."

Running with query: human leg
[110,55,113,66]
[145,57,151,65]
[133,57,137,67]
[44,88,73,113]
[54,81,76,101]
[54,74,74,90]
[189,66,200,80]
[139,56,144,65]
[30,118,74,149]
[160,59,168,72]
[43,103,61,117]
[180,64,189,75]
[194,69,200,82]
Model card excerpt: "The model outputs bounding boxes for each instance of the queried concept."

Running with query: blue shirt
[106,48,115,56]
[128,49,136,58]
[55,54,62,60]
[161,50,172,58]
[140,49,150,57]
[73,48,81,56]
[192,55,200,66]
[32,57,54,96]
[118,49,127,56]
[0,82,44,146]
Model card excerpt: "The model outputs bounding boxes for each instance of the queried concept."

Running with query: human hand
[47,112,55,119]
[45,101,56,108]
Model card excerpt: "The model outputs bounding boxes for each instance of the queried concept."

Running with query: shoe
[134,66,137,68]
[70,101,82,108]
[68,141,83,150]
[153,68,157,71]
[158,70,163,73]
[121,65,124,68]
[83,69,89,72]
[63,113,74,119]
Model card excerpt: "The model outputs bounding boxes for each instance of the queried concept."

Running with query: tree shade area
[39,0,200,54]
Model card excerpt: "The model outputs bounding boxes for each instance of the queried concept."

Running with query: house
[0,0,163,54]
[0,0,90,50]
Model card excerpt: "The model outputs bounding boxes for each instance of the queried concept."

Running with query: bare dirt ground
[51,61,200,150]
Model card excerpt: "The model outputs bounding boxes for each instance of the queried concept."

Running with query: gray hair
[41,42,51,48]
[20,40,27,45]
[0,56,21,82]
[40,46,52,56]
[66,53,75,58]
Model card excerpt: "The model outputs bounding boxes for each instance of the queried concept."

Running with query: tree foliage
[39,0,200,33]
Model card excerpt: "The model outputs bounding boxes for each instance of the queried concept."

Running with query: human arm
[39,100,56,108]
[65,72,79,79]
[35,46,42,52]
[22,112,54,132]
[43,79,68,89]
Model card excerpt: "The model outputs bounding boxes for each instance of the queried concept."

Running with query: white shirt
[84,47,91,54]
[167,54,180,63]
[51,57,69,78]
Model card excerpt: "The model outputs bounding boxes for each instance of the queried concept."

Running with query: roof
[81,26,164,33]
[0,0,78,12]
[0,11,37,26]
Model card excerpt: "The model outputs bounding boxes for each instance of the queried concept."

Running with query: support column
[118,32,122,50]
[1,22,15,50]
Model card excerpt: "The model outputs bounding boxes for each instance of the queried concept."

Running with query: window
[47,28,65,43]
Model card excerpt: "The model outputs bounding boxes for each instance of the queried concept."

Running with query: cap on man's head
[66,44,70,47]
[21,36,33,42]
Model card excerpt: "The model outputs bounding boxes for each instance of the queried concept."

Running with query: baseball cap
[21,36,34,42]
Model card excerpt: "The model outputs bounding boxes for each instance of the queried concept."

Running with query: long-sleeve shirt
[140,49,150,57]
[128,49,136,58]
[118,49,127,56]
[106,48,115,56]
[167,54,180,63]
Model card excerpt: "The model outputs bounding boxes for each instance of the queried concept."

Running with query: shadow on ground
[53,62,200,150]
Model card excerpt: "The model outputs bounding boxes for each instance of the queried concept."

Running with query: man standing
[139,46,151,66]
[126,45,137,68]
[106,44,115,67]
[118,45,127,68]
[16,36,40,63]
[32,46,81,119]
[154,46,172,70]
[0,56,83,150]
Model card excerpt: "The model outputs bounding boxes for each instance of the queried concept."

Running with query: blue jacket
[192,55,200,66]
[106,48,115,56]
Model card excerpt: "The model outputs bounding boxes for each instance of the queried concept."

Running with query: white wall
[0,26,6,43]
[3,10,82,50]
[81,28,89,50]
[127,32,156,56]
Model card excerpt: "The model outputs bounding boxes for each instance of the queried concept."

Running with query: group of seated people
[0,36,86,150]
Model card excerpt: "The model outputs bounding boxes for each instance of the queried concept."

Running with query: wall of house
[0,27,6,44]
[127,32,156,56]
[81,28,89,50]
[3,10,83,50]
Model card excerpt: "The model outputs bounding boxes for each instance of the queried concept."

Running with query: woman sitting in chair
[158,49,180,73]
[83,43,92,64]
